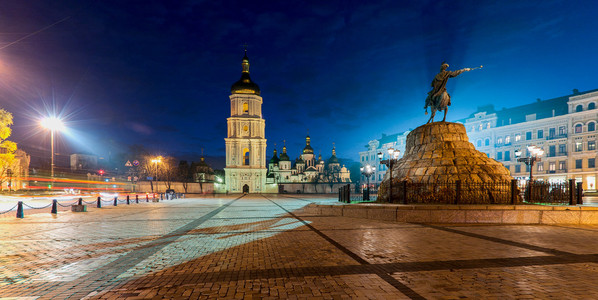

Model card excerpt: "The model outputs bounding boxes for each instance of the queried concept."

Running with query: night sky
[1,0,597,169]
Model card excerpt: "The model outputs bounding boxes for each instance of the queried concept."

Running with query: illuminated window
[576,105,583,112]
[549,162,556,171]
[537,162,544,171]
[515,134,521,142]
[589,122,596,132]
[505,136,511,144]
[243,148,250,165]
[497,137,503,144]
[575,142,583,152]
[486,122,491,129]
[590,102,596,110]
[559,126,566,135]
[479,124,483,131]
[559,161,566,170]
[243,102,249,113]
[575,124,583,133]
[589,141,596,151]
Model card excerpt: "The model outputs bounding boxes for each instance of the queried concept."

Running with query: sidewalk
[1,194,597,299]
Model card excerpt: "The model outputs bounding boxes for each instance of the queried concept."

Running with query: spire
[242,49,250,73]
[231,49,260,95]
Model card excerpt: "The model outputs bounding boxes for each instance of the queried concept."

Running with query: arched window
[589,122,596,132]
[589,102,596,110]
[576,105,583,112]
[575,124,583,133]
[485,138,490,146]
[477,140,482,147]
[497,137,503,144]
[505,136,511,144]
[243,148,250,165]
[243,102,249,114]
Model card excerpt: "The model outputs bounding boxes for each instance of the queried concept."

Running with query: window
[485,139,490,146]
[497,152,503,160]
[576,159,582,169]
[575,124,583,133]
[549,162,556,171]
[505,136,511,144]
[515,134,521,142]
[576,104,583,112]
[590,102,596,110]
[590,158,596,168]
[515,165,521,173]
[242,102,249,113]
[559,126,566,135]
[486,122,491,129]
[589,122,596,132]
[549,145,556,157]
[590,141,596,151]
[537,130,544,139]
[477,140,482,147]
[497,137,503,144]
[559,144,567,154]
[361,156,364,162]
[526,131,532,140]
[243,148,250,165]
[559,161,566,170]
[479,124,483,131]
[549,128,556,138]
[505,150,511,161]
[576,142,583,152]
[537,162,544,171]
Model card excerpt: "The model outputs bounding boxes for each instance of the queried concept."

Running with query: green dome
[279,146,290,161]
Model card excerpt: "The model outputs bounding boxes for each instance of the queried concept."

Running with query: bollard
[161,193,164,200]
[97,196,102,208]
[569,179,575,205]
[17,201,24,218]
[126,195,130,205]
[146,194,149,202]
[136,195,139,203]
[577,182,583,205]
[510,179,518,204]
[51,199,58,214]
[78,198,83,205]
[114,197,118,206]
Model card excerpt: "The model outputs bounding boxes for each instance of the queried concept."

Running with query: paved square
[1,194,598,299]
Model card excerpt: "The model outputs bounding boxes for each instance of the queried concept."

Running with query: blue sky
[0,0,597,168]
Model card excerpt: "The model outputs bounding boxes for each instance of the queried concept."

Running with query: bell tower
[224,51,267,193]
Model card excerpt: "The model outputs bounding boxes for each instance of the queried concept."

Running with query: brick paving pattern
[1,194,598,299]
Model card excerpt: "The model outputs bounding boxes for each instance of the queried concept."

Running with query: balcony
[546,134,567,140]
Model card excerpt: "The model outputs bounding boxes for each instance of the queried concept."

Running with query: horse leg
[442,108,448,122]
[427,110,436,124]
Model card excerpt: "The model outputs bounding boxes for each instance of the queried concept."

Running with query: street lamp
[360,164,375,200]
[40,117,65,179]
[515,145,544,202]
[379,147,400,203]
[151,156,162,193]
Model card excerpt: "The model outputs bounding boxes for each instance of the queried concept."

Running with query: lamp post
[515,145,544,201]
[360,164,375,200]
[40,117,64,180]
[151,157,162,193]
[6,168,12,193]
[379,148,400,203]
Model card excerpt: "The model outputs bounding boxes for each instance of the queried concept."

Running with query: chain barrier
[0,204,18,215]
[57,201,79,207]
[22,202,53,209]
[83,200,96,205]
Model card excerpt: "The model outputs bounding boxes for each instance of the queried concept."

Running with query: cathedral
[266,136,351,184]
[224,51,350,193]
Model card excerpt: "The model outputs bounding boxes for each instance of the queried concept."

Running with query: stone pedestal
[71,204,87,212]
[379,122,513,203]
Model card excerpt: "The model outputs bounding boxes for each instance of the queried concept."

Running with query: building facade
[358,132,407,188]
[224,52,267,193]
[360,89,598,191]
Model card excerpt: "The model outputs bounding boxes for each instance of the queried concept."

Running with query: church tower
[224,51,267,193]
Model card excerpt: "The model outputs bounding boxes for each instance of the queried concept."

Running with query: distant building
[70,153,98,171]
[193,156,215,183]
[267,136,351,185]
[358,132,407,188]
[360,89,598,191]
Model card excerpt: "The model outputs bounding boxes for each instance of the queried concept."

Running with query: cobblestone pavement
[1,194,598,299]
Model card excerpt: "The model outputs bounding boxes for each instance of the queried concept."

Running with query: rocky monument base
[378,122,514,203]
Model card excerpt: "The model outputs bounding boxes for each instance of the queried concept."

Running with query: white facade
[358,132,407,187]
[224,53,267,193]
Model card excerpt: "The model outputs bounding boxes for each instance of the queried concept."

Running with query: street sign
[125,160,133,167]
[133,160,140,166]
